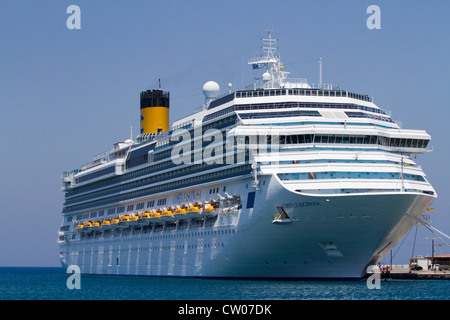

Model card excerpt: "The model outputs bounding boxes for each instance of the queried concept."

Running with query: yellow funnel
[140,89,169,134]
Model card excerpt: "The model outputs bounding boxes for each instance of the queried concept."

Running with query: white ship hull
[58,32,437,280]
[59,175,434,279]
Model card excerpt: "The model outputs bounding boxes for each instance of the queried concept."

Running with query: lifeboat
[91,221,101,231]
[77,221,92,233]
[149,210,162,224]
[110,217,120,227]
[128,213,139,226]
[174,206,189,220]
[83,221,92,228]
[137,211,151,226]
[202,201,219,217]
[160,207,175,222]
[101,219,112,230]
[186,203,202,219]
[118,214,130,228]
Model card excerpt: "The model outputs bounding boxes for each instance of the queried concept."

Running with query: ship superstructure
[58,32,436,279]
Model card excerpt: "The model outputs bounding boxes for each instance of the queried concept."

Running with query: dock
[387,270,450,280]
[367,265,450,280]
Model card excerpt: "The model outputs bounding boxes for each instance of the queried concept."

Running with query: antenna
[319,57,323,88]
[261,29,277,62]
[158,78,161,90]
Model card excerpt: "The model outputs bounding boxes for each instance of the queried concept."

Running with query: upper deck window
[235,89,286,99]
[236,88,372,103]
[280,133,429,149]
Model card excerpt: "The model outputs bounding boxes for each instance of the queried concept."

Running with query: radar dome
[202,81,220,99]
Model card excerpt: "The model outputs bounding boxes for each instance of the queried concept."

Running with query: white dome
[202,81,220,99]
[262,72,271,81]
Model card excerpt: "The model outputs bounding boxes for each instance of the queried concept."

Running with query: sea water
[0,267,448,300]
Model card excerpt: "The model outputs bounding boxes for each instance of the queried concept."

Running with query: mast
[248,30,289,89]
[261,30,277,63]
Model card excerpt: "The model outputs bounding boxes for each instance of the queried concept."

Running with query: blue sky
[0,0,449,267]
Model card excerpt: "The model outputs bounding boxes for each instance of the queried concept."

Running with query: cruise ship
[58,32,436,279]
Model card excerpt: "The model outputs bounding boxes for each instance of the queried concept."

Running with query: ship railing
[284,78,309,84]
[80,157,108,171]
[78,144,133,172]
[91,148,116,161]
[242,80,338,91]
[305,82,337,90]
